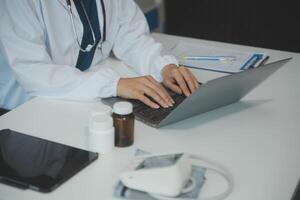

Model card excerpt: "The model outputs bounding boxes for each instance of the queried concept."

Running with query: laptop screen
[0,129,98,193]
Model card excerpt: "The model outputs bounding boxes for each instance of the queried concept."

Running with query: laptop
[102,58,292,128]
[291,179,300,200]
[0,129,98,193]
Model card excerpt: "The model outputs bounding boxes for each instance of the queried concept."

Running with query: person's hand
[161,64,199,96]
[117,76,175,109]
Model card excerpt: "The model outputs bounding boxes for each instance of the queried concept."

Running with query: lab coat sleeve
[112,0,179,82]
[0,0,120,102]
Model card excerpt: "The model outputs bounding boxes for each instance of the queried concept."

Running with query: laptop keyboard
[133,94,186,124]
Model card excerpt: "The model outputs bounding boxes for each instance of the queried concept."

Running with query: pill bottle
[89,105,112,128]
[112,102,135,147]
[90,105,112,118]
[88,115,115,154]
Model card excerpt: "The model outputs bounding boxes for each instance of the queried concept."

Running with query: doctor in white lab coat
[0,0,199,110]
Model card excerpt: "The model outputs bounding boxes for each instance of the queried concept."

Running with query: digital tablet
[0,129,98,193]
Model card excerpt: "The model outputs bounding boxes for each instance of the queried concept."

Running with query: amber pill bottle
[112,102,135,147]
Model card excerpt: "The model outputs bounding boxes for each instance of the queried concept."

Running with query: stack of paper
[171,42,268,74]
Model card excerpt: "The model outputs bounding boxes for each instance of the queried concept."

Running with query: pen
[258,56,270,67]
[181,56,236,62]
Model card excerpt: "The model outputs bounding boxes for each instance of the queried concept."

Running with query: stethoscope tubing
[66,0,106,52]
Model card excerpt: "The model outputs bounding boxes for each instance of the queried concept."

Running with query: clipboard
[171,42,269,74]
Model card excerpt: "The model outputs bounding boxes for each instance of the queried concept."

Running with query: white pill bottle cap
[90,115,113,130]
[113,102,133,115]
[90,105,112,117]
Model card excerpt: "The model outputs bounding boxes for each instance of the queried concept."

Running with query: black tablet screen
[0,129,98,193]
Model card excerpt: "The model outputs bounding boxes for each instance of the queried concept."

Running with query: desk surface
[0,33,299,200]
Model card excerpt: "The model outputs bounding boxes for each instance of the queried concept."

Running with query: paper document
[171,42,268,73]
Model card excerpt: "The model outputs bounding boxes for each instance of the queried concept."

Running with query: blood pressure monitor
[120,153,192,197]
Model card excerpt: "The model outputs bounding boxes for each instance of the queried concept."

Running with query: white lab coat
[0,0,178,110]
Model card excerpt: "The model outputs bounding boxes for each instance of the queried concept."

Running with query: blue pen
[182,56,236,62]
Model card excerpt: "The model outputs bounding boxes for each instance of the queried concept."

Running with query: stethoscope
[66,0,106,52]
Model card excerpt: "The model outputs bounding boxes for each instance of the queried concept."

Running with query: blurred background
[135,0,300,53]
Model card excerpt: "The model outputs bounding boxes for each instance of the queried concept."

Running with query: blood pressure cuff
[113,149,206,200]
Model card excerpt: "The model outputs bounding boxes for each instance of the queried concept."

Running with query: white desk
[0,33,299,200]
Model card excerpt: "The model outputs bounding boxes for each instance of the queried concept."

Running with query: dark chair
[292,179,300,200]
